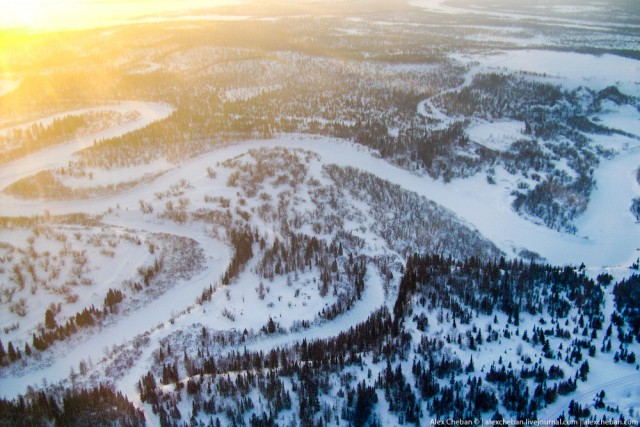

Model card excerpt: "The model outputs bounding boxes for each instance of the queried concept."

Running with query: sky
[0,0,247,32]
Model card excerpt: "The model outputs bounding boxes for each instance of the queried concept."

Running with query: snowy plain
[463,50,640,94]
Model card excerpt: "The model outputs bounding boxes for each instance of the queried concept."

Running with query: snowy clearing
[593,102,640,139]
[464,50,640,94]
[466,119,528,151]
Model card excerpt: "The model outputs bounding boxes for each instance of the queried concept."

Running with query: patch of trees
[4,168,159,200]
[222,226,254,285]
[257,229,366,317]
[104,288,124,312]
[31,305,104,353]
[512,173,594,233]
[194,155,374,323]
[325,165,502,260]
[139,308,398,426]
[0,213,101,229]
[5,170,77,199]
[394,254,603,329]
[458,73,559,114]
[631,197,640,222]
[613,274,640,342]
[222,147,316,197]
[377,361,421,423]
[0,114,87,164]
[0,339,23,365]
[9,285,128,363]
[0,384,144,427]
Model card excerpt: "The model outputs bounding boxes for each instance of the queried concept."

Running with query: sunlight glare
[0,0,52,30]
[0,0,247,32]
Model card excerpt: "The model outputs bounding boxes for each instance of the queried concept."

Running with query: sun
[0,0,117,32]
[0,0,53,31]
[0,0,251,32]
[0,0,132,32]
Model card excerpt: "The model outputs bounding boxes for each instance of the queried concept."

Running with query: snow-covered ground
[409,0,640,31]
[461,50,640,95]
[466,119,528,151]
[1,130,639,267]
[1,47,640,423]
[1,121,638,412]
[0,78,21,97]
[62,159,174,189]
[593,102,640,138]
[0,213,230,399]
[245,272,386,354]
[415,49,640,265]
[0,101,173,192]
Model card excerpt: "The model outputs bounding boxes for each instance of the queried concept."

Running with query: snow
[548,5,605,14]
[388,126,400,137]
[593,102,640,139]
[409,0,640,31]
[0,101,174,192]
[466,119,528,151]
[245,271,386,353]
[0,225,152,344]
[1,44,640,421]
[1,101,150,132]
[0,213,230,400]
[408,0,468,15]
[223,85,283,102]
[466,50,640,94]
[468,32,549,47]
[0,78,21,97]
[574,142,640,268]
[61,159,174,189]
[593,133,639,152]
[191,266,331,333]
[2,130,640,268]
